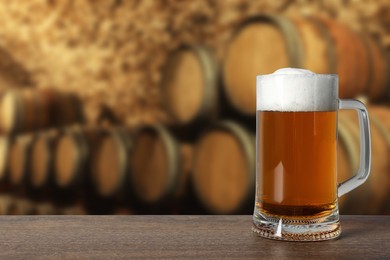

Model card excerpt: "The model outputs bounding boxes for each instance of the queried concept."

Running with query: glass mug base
[252,208,341,241]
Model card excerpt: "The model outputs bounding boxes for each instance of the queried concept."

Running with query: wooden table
[0,215,388,259]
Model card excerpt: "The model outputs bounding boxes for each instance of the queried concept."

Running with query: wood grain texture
[0,215,388,259]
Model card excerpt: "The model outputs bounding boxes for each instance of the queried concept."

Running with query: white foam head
[256,68,338,111]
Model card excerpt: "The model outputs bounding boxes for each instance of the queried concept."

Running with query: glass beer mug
[253,68,371,241]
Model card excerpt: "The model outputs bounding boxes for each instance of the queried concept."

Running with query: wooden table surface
[0,215,388,259]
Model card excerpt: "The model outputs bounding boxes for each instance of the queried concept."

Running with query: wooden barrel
[90,128,132,198]
[223,15,374,116]
[8,134,35,187]
[337,108,390,214]
[0,89,84,134]
[289,16,336,74]
[53,92,85,127]
[54,126,103,190]
[30,130,60,189]
[129,125,193,207]
[313,17,370,98]
[192,121,255,214]
[351,32,370,96]
[0,89,40,133]
[362,35,390,101]
[223,14,304,116]
[292,15,372,96]
[35,88,61,130]
[161,45,219,126]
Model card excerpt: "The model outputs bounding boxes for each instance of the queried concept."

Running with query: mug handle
[338,99,371,197]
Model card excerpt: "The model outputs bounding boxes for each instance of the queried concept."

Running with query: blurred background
[0,0,389,215]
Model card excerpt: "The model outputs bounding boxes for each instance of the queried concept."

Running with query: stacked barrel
[0,14,389,215]
[0,88,87,214]
[157,14,390,215]
[222,15,389,116]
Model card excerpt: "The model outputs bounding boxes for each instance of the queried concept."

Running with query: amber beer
[256,110,337,218]
[253,68,371,241]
